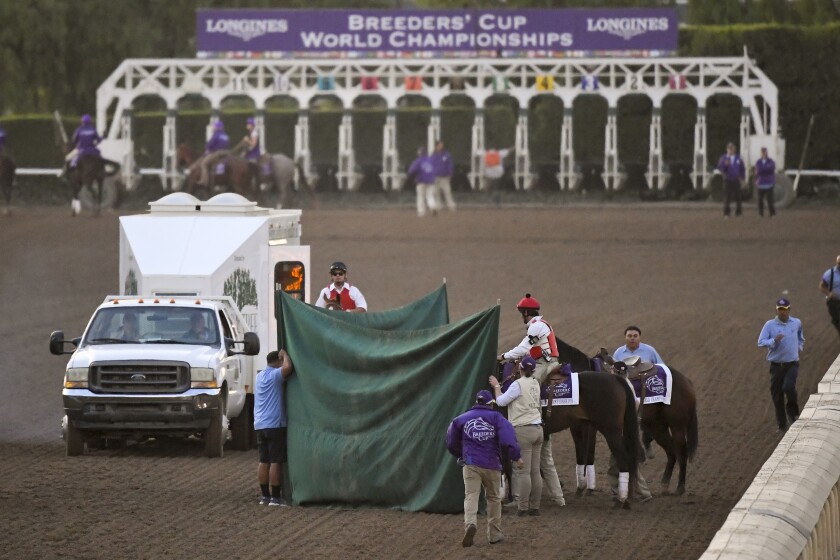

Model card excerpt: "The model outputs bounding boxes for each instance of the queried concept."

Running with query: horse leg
[584,424,597,495]
[69,174,83,216]
[93,175,103,217]
[645,419,676,494]
[570,426,587,496]
[642,427,656,459]
[671,425,689,496]
[602,428,632,509]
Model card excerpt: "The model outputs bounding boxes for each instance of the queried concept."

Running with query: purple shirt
[245,130,260,161]
[206,131,230,153]
[446,404,521,470]
[408,154,436,185]
[431,149,453,178]
[71,124,101,156]
[716,153,745,182]
[755,157,776,188]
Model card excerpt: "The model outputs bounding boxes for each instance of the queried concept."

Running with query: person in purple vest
[199,120,230,187]
[407,146,438,217]
[753,147,777,218]
[431,140,456,212]
[716,142,746,218]
[446,389,522,547]
[67,114,102,165]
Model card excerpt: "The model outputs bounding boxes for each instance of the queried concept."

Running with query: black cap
[329,261,347,273]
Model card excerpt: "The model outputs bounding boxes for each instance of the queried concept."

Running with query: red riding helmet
[516,293,540,312]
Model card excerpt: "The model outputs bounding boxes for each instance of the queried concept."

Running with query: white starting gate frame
[96,53,783,192]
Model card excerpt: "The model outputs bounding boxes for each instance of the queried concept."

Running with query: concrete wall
[701,353,840,559]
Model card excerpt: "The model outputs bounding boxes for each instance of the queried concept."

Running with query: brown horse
[595,348,698,496]
[497,358,640,508]
[178,142,256,201]
[67,153,120,217]
[0,153,15,215]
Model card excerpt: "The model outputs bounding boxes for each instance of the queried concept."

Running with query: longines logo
[586,17,669,41]
[205,18,289,42]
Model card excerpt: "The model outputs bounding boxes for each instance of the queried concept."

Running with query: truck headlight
[64,367,89,389]
[191,367,217,389]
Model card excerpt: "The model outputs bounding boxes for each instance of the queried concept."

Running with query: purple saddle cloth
[629,365,670,402]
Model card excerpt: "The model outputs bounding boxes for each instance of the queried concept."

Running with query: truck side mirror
[49,331,79,355]
[224,332,260,357]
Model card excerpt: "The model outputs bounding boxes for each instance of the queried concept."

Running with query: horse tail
[618,377,639,490]
[687,401,699,462]
[102,158,121,177]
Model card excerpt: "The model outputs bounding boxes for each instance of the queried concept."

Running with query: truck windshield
[84,307,220,347]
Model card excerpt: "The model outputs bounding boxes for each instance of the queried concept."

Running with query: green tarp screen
[309,283,449,330]
[277,291,500,513]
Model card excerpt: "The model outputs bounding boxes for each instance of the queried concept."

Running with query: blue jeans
[769,361,799,429]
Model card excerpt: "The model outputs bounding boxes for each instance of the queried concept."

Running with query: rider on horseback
[496,294,565,508]
[199,120,230,188]
[64,114,101,177]
[243,117,265,189]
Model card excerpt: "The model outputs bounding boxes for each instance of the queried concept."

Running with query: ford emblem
[131,374,147,381]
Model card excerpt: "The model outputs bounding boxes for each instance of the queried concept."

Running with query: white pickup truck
[50,295,259,457]
[49,192,311,457]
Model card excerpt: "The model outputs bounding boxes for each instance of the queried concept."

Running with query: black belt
[771,360,798,367]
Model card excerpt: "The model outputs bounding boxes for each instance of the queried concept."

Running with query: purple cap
[81,114,92,125]
[246,117,255,126]
[214,120,224,130]
[776,298,791,308]
[475,390,495,404]
[521,356,537,371]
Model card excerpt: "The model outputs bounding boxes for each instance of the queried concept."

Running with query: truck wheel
[229,396,253,451]
[204,406,225,458]
[66,421,85,456]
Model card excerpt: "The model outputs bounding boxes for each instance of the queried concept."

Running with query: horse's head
[176,143,196,168]
[324,295,342,311]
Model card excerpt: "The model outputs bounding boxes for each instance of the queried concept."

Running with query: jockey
[66,114,101,166]
[205,120,230,154]
[498,294,559,384]
[243,117,261,162]
[314,261,367,313]
[497,293,565,508]
[199,120,230,187]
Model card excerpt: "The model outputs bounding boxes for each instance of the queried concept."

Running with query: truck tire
[774,173,796,209]
[204,406,225,458]
[66,421,85,456]
[229,396,253,451]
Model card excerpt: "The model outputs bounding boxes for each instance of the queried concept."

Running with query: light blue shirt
[613,343,663,364]
[822,266,840,297]
[253,366,286,430]
[757,316,804,363]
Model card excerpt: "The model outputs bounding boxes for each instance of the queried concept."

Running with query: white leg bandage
[576,465,586,489]
[586,465,596,490]
[618,472,629,502]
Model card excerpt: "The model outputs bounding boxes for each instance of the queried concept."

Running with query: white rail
[701,354,840,560]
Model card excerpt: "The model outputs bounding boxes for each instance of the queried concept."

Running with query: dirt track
[2,203,838,560]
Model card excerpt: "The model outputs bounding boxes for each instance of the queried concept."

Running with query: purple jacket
[446,404,521,470]
[754,157,776,188]
[431,149,453,178]
[205,130,230,153]
[71,125,101,156]
[408,154,436,185]
[716,153,745,182]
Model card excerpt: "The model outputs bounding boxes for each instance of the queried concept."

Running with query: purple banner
[196,8,678,57]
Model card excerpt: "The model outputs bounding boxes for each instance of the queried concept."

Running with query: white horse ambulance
[50,192,310,457]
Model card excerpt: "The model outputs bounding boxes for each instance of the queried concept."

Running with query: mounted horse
[66,153,120,217]
[595,348,698,496]
[178,141,307,207]
[497,357,641,508]
[0,152,16,215]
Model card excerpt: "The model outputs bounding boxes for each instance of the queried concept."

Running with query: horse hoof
[575,488,584,497]
[676,486,686,496]
[586,489,595,497]
[623,500,632,510]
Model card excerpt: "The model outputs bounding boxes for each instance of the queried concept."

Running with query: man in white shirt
[314,261,367,312]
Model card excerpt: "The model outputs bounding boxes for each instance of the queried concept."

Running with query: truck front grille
[90,361,190,394]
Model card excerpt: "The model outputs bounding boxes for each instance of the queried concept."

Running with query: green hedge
[2,23,838,174]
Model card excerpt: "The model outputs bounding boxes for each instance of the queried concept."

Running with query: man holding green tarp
[276,290,500,513]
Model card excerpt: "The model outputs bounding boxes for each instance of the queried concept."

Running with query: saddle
[543,363,572,420]
[621,356,657,381]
